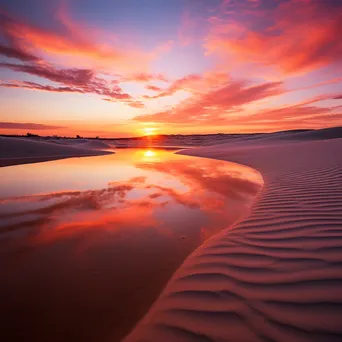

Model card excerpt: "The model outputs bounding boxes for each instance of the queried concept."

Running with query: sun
[144,150,156,157]
[142,127,158,136]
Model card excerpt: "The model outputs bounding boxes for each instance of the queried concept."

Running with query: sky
[0,0,341,138]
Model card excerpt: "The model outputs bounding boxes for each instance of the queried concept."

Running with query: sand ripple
[124,137,342,342]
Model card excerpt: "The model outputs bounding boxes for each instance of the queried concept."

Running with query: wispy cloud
[0,10,157,73]
[143,72,231,99]
[0,63,143,105]
[137,80,283,124]
[121,73,168,83]
[0,122,65,130]
[0,8,172,107]
[0,80,87,95]
[204,0,342,75]
[0,43,40,62]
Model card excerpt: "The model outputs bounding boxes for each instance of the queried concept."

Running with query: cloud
[126,101,145,108]
[0,122,65,130]
[178,8,200,46]
[121,73,168,83]
[136,73,341,131]
[143,72,231,99]
[0,6,170,106]
[0,80,86,94]
[136,80,283,124]
[103,97,144,108]
[146,85,163,92]
[1,63,94,87]
[291,77,342,93]
[199,95,342,132]
[0,63,137,103]
[0,43,40,62]
[0,9,170,73]
[204,0,342,75]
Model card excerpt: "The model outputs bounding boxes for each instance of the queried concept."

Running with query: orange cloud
[0,122,65,130]
[145,85,163,92]
[122,73,168,83]
[0,10,172,107]
[0,80,85,94]
[143,71,231,99]
[205,0,342,75]
[135,70,342,131]
[137,80,283,124]
[0,63,147,106]
[0,10,169,73]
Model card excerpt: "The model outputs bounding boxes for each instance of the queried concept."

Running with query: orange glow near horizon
[141,127,158,136]
[0,0,341,136]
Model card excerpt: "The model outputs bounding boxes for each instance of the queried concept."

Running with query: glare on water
[0,148,262,342]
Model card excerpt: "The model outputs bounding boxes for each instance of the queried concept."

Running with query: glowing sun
[142,127,158,136]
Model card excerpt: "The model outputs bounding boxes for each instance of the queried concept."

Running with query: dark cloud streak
[0,122,66,130]
[0,62,142,105]
[0,44,40,62]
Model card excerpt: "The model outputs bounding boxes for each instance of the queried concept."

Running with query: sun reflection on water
[0,148,263,342]
[144,150,156,157]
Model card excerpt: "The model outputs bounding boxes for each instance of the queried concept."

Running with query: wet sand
[125,130,342,342]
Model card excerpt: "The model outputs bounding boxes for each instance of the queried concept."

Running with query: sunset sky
[0,0,341,138]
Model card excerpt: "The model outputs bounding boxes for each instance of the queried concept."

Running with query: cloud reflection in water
[0,148,262,342]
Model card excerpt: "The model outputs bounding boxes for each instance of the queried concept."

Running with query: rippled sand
[125,131,342,342]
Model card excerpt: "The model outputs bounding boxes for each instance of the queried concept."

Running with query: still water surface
[0,148,262,342]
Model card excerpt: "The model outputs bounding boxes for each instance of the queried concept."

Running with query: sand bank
[125,132,342,341]
[0,137,113,167]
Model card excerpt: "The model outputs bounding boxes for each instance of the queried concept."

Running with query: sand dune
[0,137,113,167]
[35,138,114,150]
[110,127,342,149]
[75,139,114,150]
[124,134,342,341]
[46,138,90,145]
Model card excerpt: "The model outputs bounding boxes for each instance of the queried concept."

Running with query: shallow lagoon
[0,148,262,341]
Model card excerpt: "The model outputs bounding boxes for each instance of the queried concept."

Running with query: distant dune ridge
[124,128,342,341]
[0,136,113,167]
[110,126,342,147]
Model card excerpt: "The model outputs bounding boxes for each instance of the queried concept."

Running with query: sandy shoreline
[0,142,262,342]
[125,134,342,341]
[0,136,113,167]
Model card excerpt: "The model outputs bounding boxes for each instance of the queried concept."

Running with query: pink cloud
[0,122,65,130]
[121,73,168,83]
[135,70,342,131]
[0,80,84,94]
[0,43,40,62]
[144,71,231,99]
[0,10,170,73]
[178,8,199,46]
[204,0,342,75]
[145,85,163,92]
[0,63,145,105]
[0,63,95,86]
[137,80,283,124]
